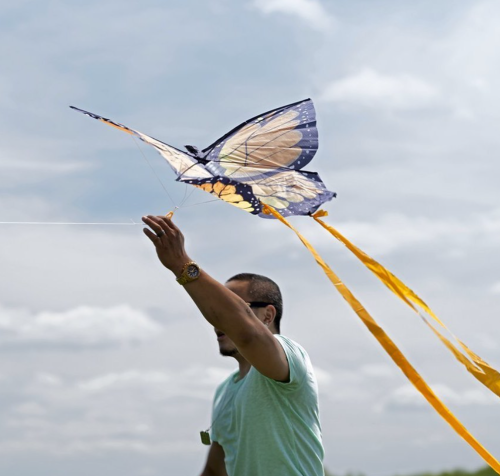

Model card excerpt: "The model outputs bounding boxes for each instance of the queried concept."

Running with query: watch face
[187,264,200,279]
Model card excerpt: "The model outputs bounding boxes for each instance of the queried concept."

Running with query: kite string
[0,221,141,226]
[178,182,198,208]
[132,137,177,208]
[132,137,210,212]
[180,198,221,208]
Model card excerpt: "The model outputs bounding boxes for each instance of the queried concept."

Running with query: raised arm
[142,215,289,382]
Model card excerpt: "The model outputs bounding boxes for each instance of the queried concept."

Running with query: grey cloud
[320,69,442,111]
[0,304,163,348]
[490,283,500,295]
[383,383,499,411]
[252,0,335,33]
[0,366,228,458]
[2,0,500,474]
[301,208,500,256]
[76,366,227,398]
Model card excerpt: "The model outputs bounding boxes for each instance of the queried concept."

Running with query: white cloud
[490,282,500,294]
[35,373,63,387]
[360,364,395,378]
[0,434,199,456]
[3,1,500,473]
[302,208,500,256]
[78,370,171,392]
[0,225,197,311]
[0,366,230,456]
[0,195,67,222]
[12,402,46,417]
[0,304,163,347]
[0,158,88,174]
[77,366,230,398]
[471,333,499,352]
[314,364,394,387]
[313,366,332,385]
[252,0,334,32]
[0,136,94,190]
[320,69,440,110]
[384,383,498,410]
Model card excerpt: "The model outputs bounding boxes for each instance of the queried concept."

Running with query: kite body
[70,99,335,218]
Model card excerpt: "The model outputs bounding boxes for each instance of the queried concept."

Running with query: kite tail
[311,210,500,398]
[261,204,500,474]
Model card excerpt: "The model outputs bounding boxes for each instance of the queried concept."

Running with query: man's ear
[264,305,277,327]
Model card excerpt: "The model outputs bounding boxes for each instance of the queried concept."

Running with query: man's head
[215,273,283,358]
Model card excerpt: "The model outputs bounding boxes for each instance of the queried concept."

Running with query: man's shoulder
[274,334,302,346]
[274,334,309,358]
[272,334,316,388]
[214,369,238,398]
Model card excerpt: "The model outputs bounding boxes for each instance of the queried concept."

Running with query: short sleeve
[273,335,309,389]
[209,383,223,443]
[209,373,235,443]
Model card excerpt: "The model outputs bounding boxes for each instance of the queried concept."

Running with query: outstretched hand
[142,215,192,277]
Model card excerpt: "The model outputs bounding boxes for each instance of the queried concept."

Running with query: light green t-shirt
[210,335,324,476]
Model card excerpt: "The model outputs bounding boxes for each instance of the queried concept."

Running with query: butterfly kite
[72,99,500,473]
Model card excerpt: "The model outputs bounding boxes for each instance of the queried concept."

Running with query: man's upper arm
[234,323,290,382]
[200,441,228,476]
[181,273,290,381]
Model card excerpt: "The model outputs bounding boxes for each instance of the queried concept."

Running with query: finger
[148,215,173,234]
[142,216,167,236]
[143,227,160,245]
[156,215,182,235]
[156,215,178,233]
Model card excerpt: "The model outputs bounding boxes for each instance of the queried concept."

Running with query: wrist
[176,260,201,286]
[170,256,192,278]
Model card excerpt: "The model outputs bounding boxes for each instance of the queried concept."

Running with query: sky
[1,0,500,475]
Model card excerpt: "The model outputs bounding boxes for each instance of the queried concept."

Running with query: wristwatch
[176,261,201,285]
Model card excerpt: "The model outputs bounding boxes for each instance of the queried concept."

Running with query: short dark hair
[226,273,283,333]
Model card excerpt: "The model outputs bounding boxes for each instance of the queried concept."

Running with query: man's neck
[234,354,252,380]
[232,328,278,379]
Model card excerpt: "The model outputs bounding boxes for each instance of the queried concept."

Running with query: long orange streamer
[311,210,500,397]
[262,204,500,474]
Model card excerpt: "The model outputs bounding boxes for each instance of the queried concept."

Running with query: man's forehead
[225,279,251,297]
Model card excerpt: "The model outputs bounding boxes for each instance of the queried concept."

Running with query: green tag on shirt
[200,430,211,446]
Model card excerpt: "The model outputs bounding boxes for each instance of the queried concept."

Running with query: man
[142,215,324,476]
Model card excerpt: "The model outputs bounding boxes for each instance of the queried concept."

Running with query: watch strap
[176,261,200,285]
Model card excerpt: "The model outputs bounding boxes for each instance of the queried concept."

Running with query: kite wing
[70,106,211,182]
[203,98,318,178]
[70,106,263,213]
[198,98,334,217]
[70,101,335,218]
[246,170,334,217]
